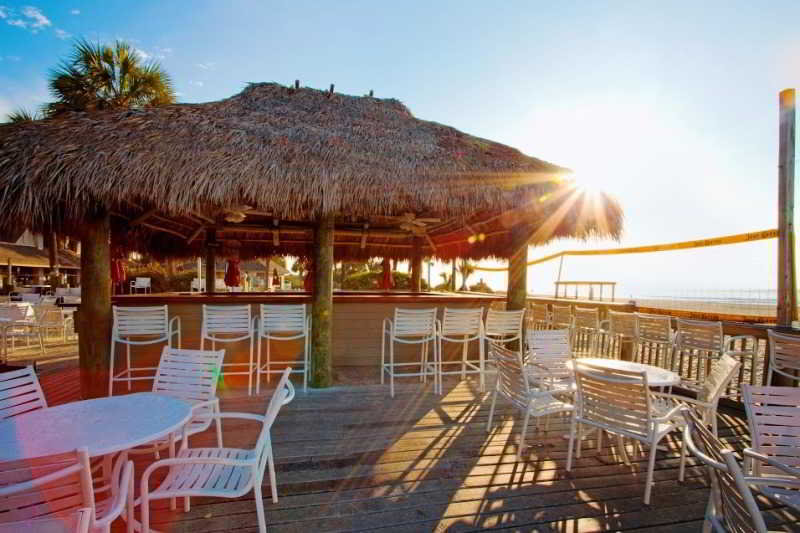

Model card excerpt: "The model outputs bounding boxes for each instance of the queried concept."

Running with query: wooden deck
[28,359,798,532]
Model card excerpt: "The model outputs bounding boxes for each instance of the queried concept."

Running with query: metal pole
[777,89,797,327]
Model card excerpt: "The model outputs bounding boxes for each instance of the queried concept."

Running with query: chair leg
[389,341,395,398]
[479,337,485,393]
[248,335,254,396]
[487,390,497,432]
[253,480,267,533]
[461,337,467,381]
[304,334,309,393]
[256,336,263,395]
[126,343,132,391]
[108,341,116,397]
[268,452,278,503]
[380,333,385,385]
[421,342,427,383]
[576,423,584,458]
[644,441,659,505]
[184,496,190,512]
[518,410,531,462]
[566,415,577,471]
[679,431,687,482]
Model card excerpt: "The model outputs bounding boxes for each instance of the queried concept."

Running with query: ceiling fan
[397,212,440,235]
[224,205,254,223]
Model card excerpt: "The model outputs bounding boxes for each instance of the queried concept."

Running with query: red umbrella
[380,257,394,290]
[224,259,241,288]
[111,257,126,294]
[302,260,314,291]
[272,267,280,288]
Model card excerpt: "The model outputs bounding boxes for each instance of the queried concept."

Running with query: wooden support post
[310,213,334,388]
[777,88,797,327]
[411,237,422,292]
[506,228,529,311]
[205,228,217,293]
[48,232,59,275]
[450,261,457,292]
[77,209,111,399]
[5,258,11,288]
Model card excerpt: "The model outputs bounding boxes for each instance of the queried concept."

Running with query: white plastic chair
[527,302,551,330]
[381,308,439,397]
[129,277,151,294]
[437,307,485,391]
[109,305,181,396]
[743,385,800,479]
[601,310,636,359]
[766,329,800,386]
[487,342,573,461]
[681,408,772,533]
[0,365,47,420]
[550,304,573,330]
[0,304,44,360]
[34,305,74,344]
[256,304,310,394]
[140,367,295,533]
[652,353,741,436]
[633,312,673,368]
[572,306,601,356]
[0,448,133,533]
[525,328,573,397]
[567,361,683,505]
[484,308,525,363]
[201,304,256,395]
[133,347,226,454]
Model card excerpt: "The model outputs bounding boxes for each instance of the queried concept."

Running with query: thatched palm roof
[0,82,622,260]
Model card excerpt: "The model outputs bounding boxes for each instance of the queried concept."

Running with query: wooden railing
[526,296,793,405]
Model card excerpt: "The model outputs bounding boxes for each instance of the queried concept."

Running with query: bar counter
[112,291,504,376]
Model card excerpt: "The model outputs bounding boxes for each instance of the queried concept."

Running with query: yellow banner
[473,229,779,272]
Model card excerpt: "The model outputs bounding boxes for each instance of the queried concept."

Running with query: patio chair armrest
[93,460,133,528]
[651,401,684,422]
[725,335,757,355]
[141,455,255,496]
[190,410,265,424]
[169,316,181,336]
[651,391,714,410]
[744,448,800,479]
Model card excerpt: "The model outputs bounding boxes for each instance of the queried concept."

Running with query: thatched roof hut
[0,82,621,261]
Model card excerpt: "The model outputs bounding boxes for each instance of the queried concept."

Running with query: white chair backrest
[573,361,652,440]
[202,305,252,335]
[634,313,672,344]
[260,304,306,334]
[441,307,483,337]
[526,329,572,378]
[573,307,600,329]
[742,384,800,477]
[34,305,63,327]
[489,342,530,411]
[0,366,47,420]
[551,305,573,328]
[681,409,768,533]
[675,318,723,353]
[256,367,295,473]
[113,305,169,339]
[767,330,800,385]
[0,448,94,524]
[485,308,525,337]
[698,353,740,405]
[608,311,637,338]
[392,308,437,337]
[152,347,225,403]
[528,303,549,323]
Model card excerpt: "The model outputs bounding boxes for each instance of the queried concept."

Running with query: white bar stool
[256,304,310,393]
[437,307,485,391]
[109,305,181,396]
[201,304,256,395]
[381,307,439,397]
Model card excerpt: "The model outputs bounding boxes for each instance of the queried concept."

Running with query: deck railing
[526,296,787,404]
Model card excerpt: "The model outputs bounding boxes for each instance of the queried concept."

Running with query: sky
[1,1,799,296]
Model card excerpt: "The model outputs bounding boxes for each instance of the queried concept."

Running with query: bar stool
[109,305,181,396]
[201,304,256,395]
[256,304,310,393]
[437,307,485,391]
[381,307,439,397]
[484,308,525,363]
[572,306,601,356]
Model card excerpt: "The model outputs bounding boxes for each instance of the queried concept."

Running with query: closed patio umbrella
[380,257,394,290]
[224,259,241,288]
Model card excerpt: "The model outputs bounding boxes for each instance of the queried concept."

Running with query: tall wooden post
[48,232,59,276]
[410,237,422,292]
[310,213,334,388]
[506,228,529,311]
[205,228,217,294]
[77,209,111,399]
[450,261,457,291]
[778,89,797,327]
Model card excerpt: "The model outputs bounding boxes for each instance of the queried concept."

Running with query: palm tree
[45,39,175,116]
[4,108,43,123]
[458,260,475,291]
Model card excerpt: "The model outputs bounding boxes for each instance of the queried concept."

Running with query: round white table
[567,358,680,388]
[0,392,192,461]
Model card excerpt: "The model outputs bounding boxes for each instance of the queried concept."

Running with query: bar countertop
[112,290,504,305]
